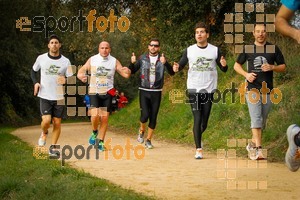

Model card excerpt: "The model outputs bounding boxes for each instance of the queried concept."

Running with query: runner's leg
[147,91,161,140]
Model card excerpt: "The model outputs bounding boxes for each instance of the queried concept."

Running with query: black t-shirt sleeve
[30,68,40,85]
[236,52,247,65]
[216,48,228,72]
[164,61,175,75]
[178,49,188,70]
[275,45,285,65]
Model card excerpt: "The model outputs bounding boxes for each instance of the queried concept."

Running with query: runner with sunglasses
[129,38,175,149]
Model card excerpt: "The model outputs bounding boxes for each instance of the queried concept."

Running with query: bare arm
[275,5,300,43]
[233,62,257,83]
[273,64,286,72]
[116,59,131,78]
[77,58,91,83]
[261,63,286,72]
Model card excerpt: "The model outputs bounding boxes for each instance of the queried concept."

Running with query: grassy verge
[0,128,154,200]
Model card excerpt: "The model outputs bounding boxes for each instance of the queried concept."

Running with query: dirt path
[12,122,300,200]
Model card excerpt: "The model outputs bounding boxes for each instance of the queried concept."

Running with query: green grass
[0,128,155,200]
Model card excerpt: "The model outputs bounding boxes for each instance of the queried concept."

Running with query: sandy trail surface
[12,122,300,200]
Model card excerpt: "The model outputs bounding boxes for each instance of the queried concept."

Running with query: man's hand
[261,63,274,72]
[173,62,179,72]
[57,75,66,84]
[131,52,136,64]
[34,83,40,96]
[220,56,227,67]
[160,53,166,64]
[77,73,88,83]
[245,73,257,83]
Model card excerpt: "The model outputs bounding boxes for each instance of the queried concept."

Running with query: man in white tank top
[77,41,131,151]
[173,22,228,159]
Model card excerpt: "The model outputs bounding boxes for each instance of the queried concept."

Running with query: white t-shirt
[32,53,73,100]
[187,43,218,93]
[89,54,116,94]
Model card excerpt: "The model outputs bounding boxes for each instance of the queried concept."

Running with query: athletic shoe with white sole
[246,141,256,153]
[285,124,300,172]
[137,130,144,143]
[256,147,265,160]
[249,148,258,160]
[98,141,106,152]
[246,141,258,160]
[145,139,153,149]
[49,144,60,159]
[195,149,203,159]
[38,131,48,146]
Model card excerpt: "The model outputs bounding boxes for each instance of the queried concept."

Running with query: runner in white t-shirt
[31,34,73,157]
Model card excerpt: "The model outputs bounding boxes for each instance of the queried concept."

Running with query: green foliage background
[1,0,299,160]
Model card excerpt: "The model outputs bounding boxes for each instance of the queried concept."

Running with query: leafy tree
[0,0,48,125]
[0,0,285,125]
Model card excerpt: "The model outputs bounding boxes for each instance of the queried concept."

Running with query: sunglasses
[149,44,160,47]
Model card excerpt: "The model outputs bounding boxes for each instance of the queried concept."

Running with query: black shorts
[40,98,66,118]
[90,94,112,112]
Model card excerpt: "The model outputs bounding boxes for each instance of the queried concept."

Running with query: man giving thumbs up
[129,38,175,149]
[173,22,228,159]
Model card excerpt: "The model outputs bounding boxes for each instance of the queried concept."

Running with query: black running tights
[139,90,162,129]
[189,93,214,149]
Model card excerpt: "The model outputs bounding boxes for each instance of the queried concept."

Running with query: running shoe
[89,131,98,145]
[195,148,203,159]
[249,148,259,160]
[256,147,265,160]
[246,141,258,160]
[285,124,300,172]
[145,139,153,149]
[98,141,106,152]
[49,144,60,158]
[246,141,256,153]
[137,129,144,143]
[38,131,48,146]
